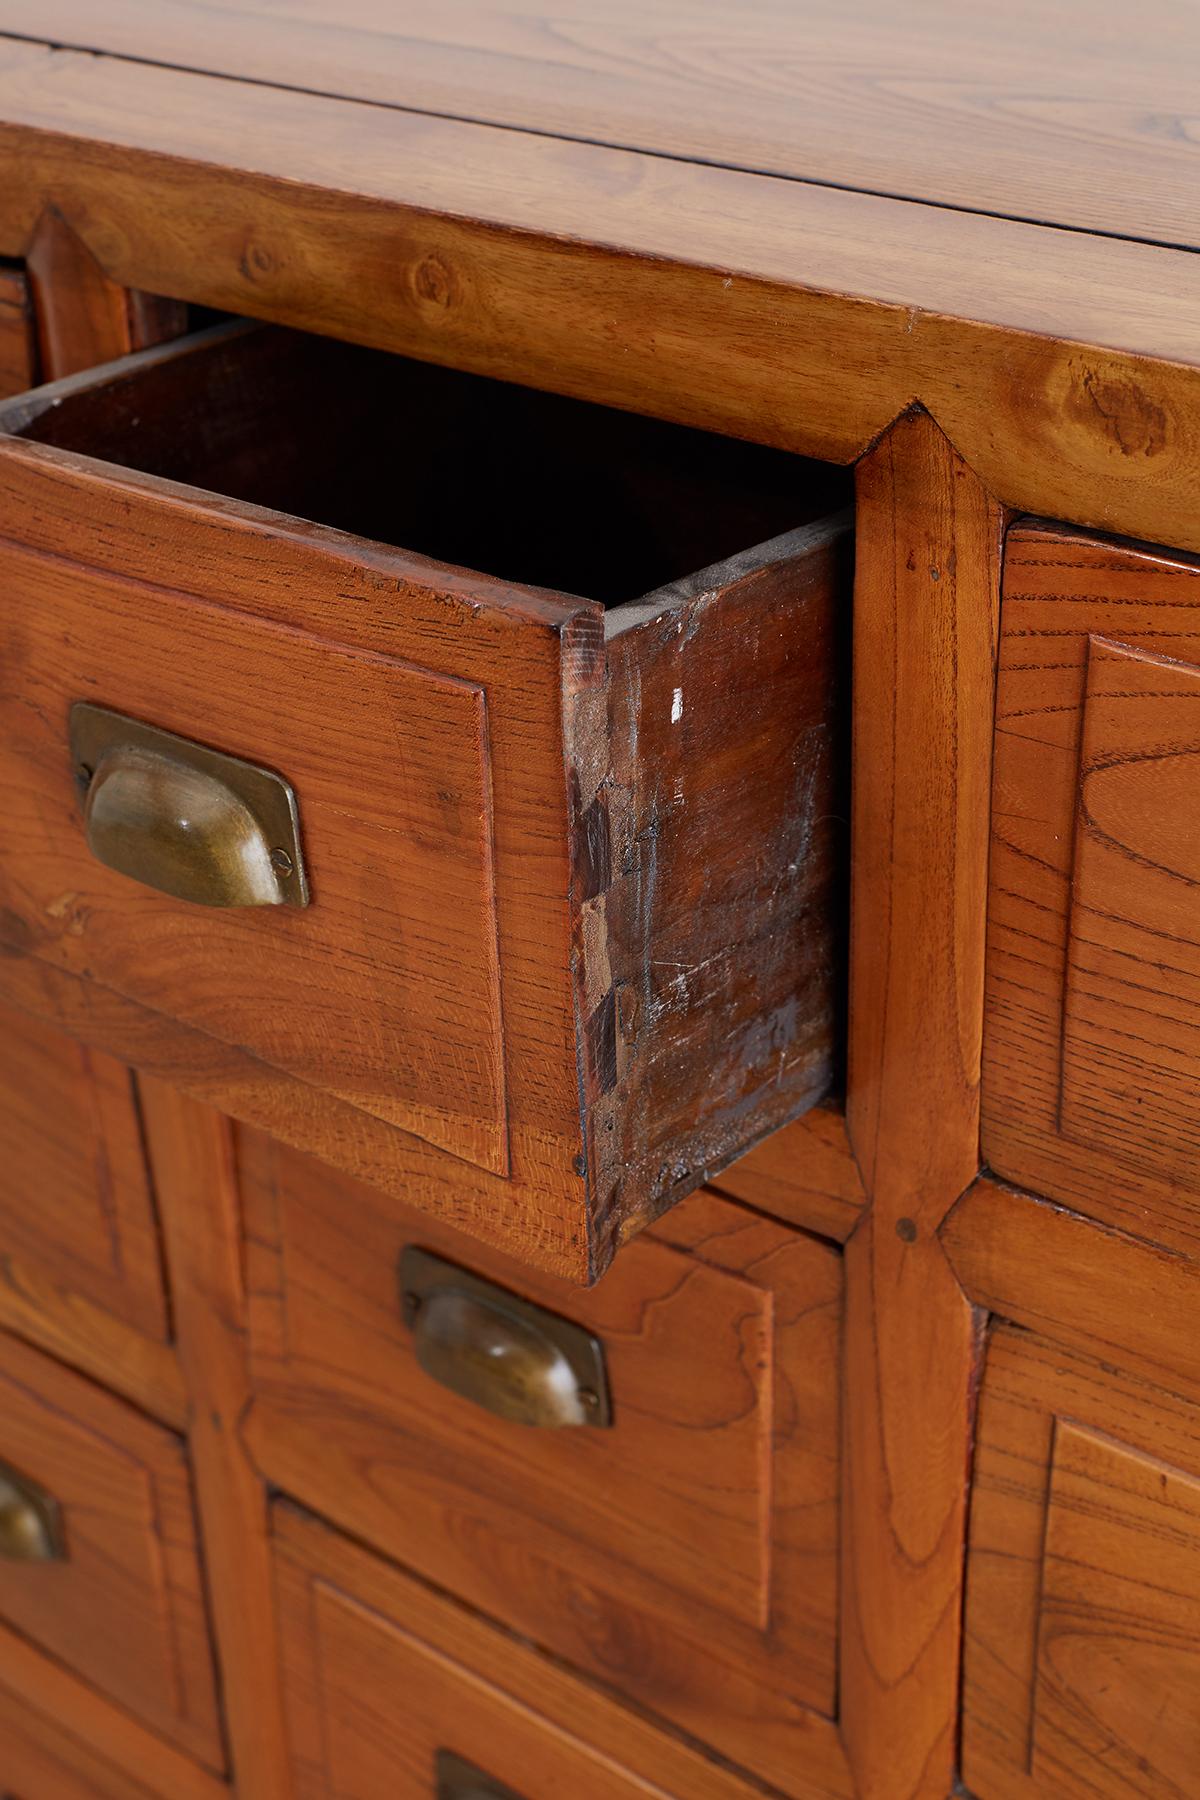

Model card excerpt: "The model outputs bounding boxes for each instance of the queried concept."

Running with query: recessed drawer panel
[0,998,168,1340]
[0,1330,223,1770]
[964,1324,1200,1798]
[0,1679,180,1799]
[986,521,1200,1258]
[273,1501,843,1800]
[0,322,849,1282]
[241,1129,843,1795]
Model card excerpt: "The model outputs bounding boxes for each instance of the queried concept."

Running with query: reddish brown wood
[8,0,1196,250]
[0,1679,185,1798]
[0,259,36,394]
[0,1329,224,1768]
[964,1323,1200,1798]
[0,322,845,1280]
[139,1078,292,1800]
[241,1131,848,1793]
[0,1625,225,1800]
[709,1103,866,1243]
[25,206,186,379]
[943,1178,1200,1406]
[0,996,168,1340]
[274,1499,839,1799]
[985,521,1200,1257]
[841,409,1002,1799]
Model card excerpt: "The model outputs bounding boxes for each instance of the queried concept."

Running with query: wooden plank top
[1,0,1198,250]
[0,19,1199,553]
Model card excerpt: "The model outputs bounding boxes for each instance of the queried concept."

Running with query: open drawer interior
[0,321,851,1281]
[2,318,850,606]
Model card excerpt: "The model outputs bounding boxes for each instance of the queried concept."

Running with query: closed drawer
[963,1324,1200,1799]
[0,1681,181,1800]
[274,1501,831,1800]
[241,1129,844,1795]
[0,1331,223,1770]
[986,521,1200,1258]
[0,998,168,1340]
[0,322,849,1283]
[0,261,35,397]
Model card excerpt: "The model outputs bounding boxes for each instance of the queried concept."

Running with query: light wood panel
[708,1103,865,1243]
[944,1179,1200,1406]
[140,1080,291,1800]
[0,1329,223,1770]
[242,1133,847,1795]
[3,1,1199,248]
[964,1323,1200,1798]
[985,521,1200,1257]
[841,410,1000,1799]
[274,1500,840,1799]
[1,45,1200,554]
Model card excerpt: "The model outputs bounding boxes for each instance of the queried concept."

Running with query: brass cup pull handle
[437,1751,527,1800]
[400,1247,612,1430]
[0,1457,66,1563]
[70,703,308,909]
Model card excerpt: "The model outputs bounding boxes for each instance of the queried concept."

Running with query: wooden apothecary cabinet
[2,8,1200,1799]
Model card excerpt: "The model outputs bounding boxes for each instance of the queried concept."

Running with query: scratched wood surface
[985,521,1200,1259]
[242,1131,848,1794]
[963,1323,1200,1798]
[0,45,1199,557]
[0,1328,224,1769]
[275,1498,832,1800]
[2,1,1198,249]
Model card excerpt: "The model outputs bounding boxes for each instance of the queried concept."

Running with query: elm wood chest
[1,6,1200,1800]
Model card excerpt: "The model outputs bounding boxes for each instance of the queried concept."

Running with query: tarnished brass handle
[0,1457,66,1562]
[401,1247,611,1429]
[436,1751,527,1800]
[70,704,308,908]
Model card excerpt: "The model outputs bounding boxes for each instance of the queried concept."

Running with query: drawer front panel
[0,1331,223,1769]
[963,1325,1200,1798]
[0,999,168,1339]
[0,263,35,397]
[0,1681,175,1800]
[985,521,1200,1257]
[274,1502,846,1800]
[242,1130,841,1793]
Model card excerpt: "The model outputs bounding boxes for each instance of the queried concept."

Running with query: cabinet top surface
[2,0,1198,252]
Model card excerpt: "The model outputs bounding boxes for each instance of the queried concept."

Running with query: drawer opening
[1,318,850,605]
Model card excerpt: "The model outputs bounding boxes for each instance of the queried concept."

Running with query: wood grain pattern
[0,997,168,1340]
[25,207,186,380]
[1,45,1200,556]
[4,0,1199,249]
[0,1634,226,1800]
[840,409,1000,1798]
[0,321,844,1279]
[944,1178,1200,1407]
[708,1103,866,1243]
[0,259,35,396]
[985,521,1200,1257]
[963,1323,1200,1799]
[274,1499,832,1800]
[242,1131,848,1795]
[139,1079,291,1800]
[0,1678,184,1798]
[0,1329,223,1769]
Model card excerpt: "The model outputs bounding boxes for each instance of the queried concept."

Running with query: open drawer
[0,323,849,1281]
